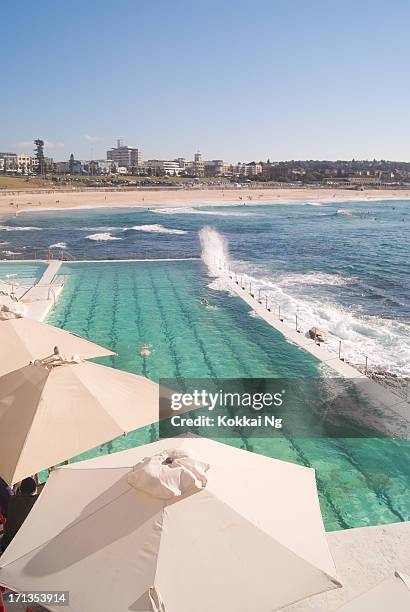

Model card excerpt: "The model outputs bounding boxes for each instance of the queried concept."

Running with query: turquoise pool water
[0,261,46,283]
[45,260,410,532]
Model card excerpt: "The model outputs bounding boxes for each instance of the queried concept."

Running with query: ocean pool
[44,260,410,532]
[0,261,46,284]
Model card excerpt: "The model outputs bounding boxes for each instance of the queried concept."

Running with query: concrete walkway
[19,261,63,321]
[282,521,410,611]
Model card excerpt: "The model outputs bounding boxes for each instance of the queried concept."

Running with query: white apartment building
[17,154,35,174]
[107,138,142,168]
[144,160,184,176]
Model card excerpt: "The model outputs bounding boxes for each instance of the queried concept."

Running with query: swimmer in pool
[140,345,151,357]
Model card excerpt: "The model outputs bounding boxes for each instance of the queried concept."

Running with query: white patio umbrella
[0,316,114,377]
[0,437,341,612]
[0,356,160,485]
[332,571,410,611]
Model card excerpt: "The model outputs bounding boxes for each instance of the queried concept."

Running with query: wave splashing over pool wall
[199,226,230,278]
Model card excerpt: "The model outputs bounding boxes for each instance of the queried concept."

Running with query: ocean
[1,198,409,375]
[0,198,409,530]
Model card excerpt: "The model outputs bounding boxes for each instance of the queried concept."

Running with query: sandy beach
[1,186,410,215]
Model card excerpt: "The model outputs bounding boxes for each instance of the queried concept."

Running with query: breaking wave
[0,226,42,232]
[200,228,410,376]
[49,242,67,249]
[86,233,122,241]
[124,224,187,235]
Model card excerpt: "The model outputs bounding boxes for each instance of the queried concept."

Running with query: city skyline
[3,0,410,161]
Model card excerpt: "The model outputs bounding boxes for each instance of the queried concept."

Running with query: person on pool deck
[1,477,39,553]
[0,477,14,518]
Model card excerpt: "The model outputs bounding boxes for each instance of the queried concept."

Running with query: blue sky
[2,0,410,162]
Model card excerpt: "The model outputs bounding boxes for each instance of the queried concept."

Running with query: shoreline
[1,186,410,215]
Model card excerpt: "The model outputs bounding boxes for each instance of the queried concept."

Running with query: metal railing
[215,259,409,398]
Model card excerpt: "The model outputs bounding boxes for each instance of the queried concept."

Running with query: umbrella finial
[128,449,209,500]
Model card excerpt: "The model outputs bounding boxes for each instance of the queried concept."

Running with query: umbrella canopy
[0,317,114,377]
[0,304,22,320]
[0,437,341,612]
[333,571,410,611]
[0,298,26,318]
[0,358,160,485]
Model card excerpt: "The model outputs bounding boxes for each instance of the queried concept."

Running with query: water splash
[199,227,230,276]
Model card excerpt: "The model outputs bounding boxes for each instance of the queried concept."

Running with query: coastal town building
[55,159,83,174]
[143,160,184,176]
[96,159,116,174]
[231,162,263,177]
[31,156,54,173]
[204,160,226,177]
[193,151,205,176]
[0,152,18,173]
[17,154,34,174]
[107,138,142,168]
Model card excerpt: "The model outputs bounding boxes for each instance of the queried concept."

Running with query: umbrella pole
[0,587,6,612]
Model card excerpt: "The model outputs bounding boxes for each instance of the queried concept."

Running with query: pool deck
[282,521,410,611]
[0,260,64,321]
[22,260,64,321]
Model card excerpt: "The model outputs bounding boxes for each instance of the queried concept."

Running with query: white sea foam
[80,226,118,232]
[248,310,261,319]
[279,272,352,287]
[245,271,410,376]
[124,224,187,235]
[1,250,23,256]
[152,207,256,217]
[0,226,42,231]
[337,209,353,216]
[86,232,122,241]
[49,242,67,249]
[200,228,410,376]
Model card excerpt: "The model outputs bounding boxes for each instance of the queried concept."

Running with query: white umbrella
[0,436,341,612]
[0,316,114,377]
[0,356,160,485]
[332,571,410,611]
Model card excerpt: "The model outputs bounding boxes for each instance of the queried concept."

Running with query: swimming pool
[0,261,46,284]
[45,260,410,532]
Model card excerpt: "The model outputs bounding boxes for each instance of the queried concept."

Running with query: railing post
[338,340,342,359]
[295,314,298,331]
[365,356,368,374]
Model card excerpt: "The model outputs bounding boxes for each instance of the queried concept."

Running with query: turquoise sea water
[45,259,410,532]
